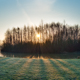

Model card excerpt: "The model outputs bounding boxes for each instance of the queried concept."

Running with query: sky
[0,0,80,41]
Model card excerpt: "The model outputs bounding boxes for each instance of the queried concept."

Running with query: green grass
[0,57,80,80]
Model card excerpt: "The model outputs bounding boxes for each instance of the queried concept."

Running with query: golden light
[36,33,40,38]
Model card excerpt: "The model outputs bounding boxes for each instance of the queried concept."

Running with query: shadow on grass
[39,59,48,80]
[57,59,80,79]
[49,59,66,80]
[0,58,28,80]
[49,59,79,80]
[17,59,36,80]
[63,59,80,67]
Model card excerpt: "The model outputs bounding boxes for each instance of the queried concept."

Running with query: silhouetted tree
[2,21,80,54]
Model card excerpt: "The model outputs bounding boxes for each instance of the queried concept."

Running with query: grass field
[0,57,80,80]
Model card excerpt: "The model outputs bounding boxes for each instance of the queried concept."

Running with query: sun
[36,33,40,38]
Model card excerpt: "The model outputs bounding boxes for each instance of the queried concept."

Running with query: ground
[0,57,80,80]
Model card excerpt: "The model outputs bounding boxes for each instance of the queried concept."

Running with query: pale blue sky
[0,0,80,40]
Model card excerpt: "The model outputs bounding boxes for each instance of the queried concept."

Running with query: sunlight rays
[17,0,34,26]
[0,58,80,79]
[58,59,78,69]
[52,59,72,73]
[43,59,62,80]
[51,59,78,78]
[57,59,80,76]
[15,59,32,78]
[36,33,40,38]
[23,55,51,59]
[28,60,40,78]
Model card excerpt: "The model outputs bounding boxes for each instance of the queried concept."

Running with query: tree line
[1,21,80,54]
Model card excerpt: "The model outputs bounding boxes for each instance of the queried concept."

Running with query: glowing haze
[0,0,80,41]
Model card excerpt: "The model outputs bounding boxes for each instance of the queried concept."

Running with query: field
[0,57,80,80]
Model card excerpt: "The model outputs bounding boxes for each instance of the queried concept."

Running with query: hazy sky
[0,0,80,40]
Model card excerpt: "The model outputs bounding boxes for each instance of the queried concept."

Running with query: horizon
[0,0,80,41]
